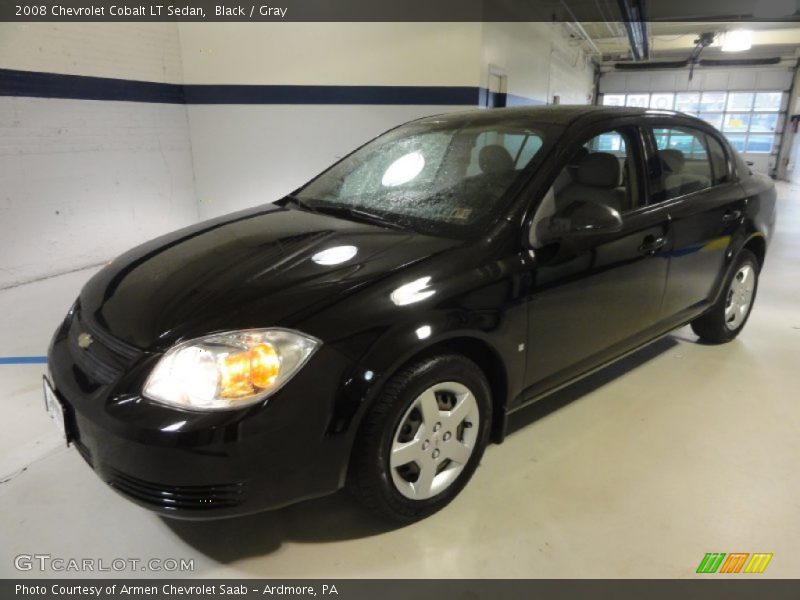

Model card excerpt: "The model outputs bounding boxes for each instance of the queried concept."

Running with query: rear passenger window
[705,134,730,185]
[651,127,713,201]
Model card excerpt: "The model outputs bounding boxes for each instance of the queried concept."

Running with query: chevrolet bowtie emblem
[77,332,93,349]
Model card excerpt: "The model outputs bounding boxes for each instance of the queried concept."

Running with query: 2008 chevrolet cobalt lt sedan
[45,106,776,522]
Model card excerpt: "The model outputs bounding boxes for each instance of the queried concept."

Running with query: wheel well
[743,235,766,268]
[405,337,509,444]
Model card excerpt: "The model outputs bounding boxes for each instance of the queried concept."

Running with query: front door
[520,126,670,403]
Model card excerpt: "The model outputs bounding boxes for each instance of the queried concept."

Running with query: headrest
[479,144,514,175]
[660,149,685,173]
[577,152,620,188]
[568,146,589,166]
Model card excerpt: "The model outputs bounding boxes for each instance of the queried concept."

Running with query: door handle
[722,209,742,223]
[639,235,667,255]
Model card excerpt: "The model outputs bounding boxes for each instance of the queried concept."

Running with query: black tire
[691,248,760,343]
[347,354,492,523]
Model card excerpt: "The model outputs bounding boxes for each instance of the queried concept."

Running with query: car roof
[415,104,698,129]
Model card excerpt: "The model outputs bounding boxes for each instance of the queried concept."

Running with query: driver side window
[530,127,641,246]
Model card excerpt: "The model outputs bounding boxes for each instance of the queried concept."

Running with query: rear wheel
[691,249,759,343]
[348,354,491,522]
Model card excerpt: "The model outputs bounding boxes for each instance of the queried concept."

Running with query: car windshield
[295,117,560,238]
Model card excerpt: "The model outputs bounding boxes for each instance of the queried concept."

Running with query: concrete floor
[1,182,798,579]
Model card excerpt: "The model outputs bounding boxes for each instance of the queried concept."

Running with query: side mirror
[539,200,623,241]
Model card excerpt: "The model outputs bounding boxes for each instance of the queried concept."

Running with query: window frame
[528,121,649,236]
[569,124,648,214]
[704,131,733,185]
[641,122,734,207]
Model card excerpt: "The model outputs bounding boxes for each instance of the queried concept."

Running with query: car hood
[79,205,462,349]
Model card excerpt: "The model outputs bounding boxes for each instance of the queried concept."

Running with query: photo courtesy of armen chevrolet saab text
[44,105,776,523]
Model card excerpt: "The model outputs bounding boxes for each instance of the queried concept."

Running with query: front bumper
[47,314,358,520]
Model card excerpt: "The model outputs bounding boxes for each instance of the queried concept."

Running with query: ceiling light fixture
[722,30,753,53]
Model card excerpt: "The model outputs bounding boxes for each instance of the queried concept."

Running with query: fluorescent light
[722,30,752,52]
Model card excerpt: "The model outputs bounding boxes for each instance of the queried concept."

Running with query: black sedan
[45,105,776,522]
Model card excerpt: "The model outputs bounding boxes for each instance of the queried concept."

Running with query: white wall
[479,22,595,105]
[178,23,483,219]
[185,104,469,218]
[0,24,198,290]
[0,23,184,82]
[177,23,482,87]
[180,22,595,219]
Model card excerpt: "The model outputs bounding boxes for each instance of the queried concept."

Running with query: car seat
[555,152,626,213]
[660,148,710,197]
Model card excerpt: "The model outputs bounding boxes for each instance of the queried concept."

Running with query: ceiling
[583,21,800,62]
[540,0,800,64]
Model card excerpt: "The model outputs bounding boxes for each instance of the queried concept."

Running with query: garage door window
[603,91,783,155]
[649,93,674,110]
[625,94,649,108]
[699,92,726,112]
[699,112,723,130]
[750,113,779,133]
[754,92,781,111]
[727,92,754,111]
[675,93,700,113]
[723,113,751,134]
[726,134,746,153]
[746,135,774,153]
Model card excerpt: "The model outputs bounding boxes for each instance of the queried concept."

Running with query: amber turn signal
[219,343,281,398]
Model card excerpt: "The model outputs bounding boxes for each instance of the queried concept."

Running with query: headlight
[143,329,320,411]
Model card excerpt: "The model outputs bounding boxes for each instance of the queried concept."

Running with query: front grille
[67,305,141,384]
[106,468,247,510]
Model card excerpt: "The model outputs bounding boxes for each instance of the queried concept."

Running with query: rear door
[644,123,746,323]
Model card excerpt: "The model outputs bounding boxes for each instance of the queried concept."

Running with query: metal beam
[617,0,650,60]
[593,28,800,55]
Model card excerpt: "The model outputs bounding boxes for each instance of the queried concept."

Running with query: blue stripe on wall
[184,84,482,105]
[0,68,185,104]
[0,356,48,365]
[0,68,543,107]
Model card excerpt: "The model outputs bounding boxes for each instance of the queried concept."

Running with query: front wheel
[347,354,492,522]
[691,248,760,343]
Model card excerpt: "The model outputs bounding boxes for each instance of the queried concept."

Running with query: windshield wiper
[282,194,317,212]
[313,206,408,231]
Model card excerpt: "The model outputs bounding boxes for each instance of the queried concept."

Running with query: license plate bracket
[43,376,69,447]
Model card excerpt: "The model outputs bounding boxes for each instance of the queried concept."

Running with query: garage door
[599,67,792,174]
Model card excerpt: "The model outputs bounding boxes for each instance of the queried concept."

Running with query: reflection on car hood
[79,205,461,348]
